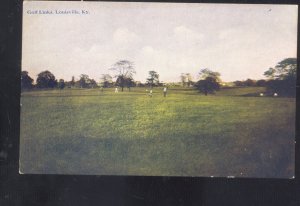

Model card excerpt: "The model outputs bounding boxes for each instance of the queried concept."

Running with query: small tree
[256,79,267,87]
[89,79,98,88]
[36,70,57,88]
[233,80,244,87]
[58,79,65,89]
[79,74,89,88]
[195,77,220,95]
[146,70,159,88]
[233,79,256,87]
[21,71,34,90]
[100,74,113,88]
[195,68,221,95]
[244,79,256,87]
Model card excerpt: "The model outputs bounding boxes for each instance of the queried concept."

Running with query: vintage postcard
[20,1,297,177]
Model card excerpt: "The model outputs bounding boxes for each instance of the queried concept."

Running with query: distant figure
[259,93,264,97]
[274,93,278,97]
[149,89,153,97]
[115,87,118,93]
[163,87,167,97]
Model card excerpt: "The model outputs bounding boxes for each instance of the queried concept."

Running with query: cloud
[173,26,204,45]
[137,45,202,82]
[113,28,140,46]
[141,46,155,55]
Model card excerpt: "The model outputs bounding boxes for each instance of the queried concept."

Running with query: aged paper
[20,1,297,177]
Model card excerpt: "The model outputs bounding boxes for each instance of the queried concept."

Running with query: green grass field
[19,87,295,177]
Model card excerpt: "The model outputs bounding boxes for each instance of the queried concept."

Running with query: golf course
[19,86,295,177]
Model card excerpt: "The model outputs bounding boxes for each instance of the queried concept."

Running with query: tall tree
[180,73,187,87]
[186,73,193,87]
[264,58,296,80]
[70,76,75,87]
[110,60,136,91]
[146,70,159,88]
[264,67,276,79]
[264,58,297,96]
[115,76,134,91]
[79,74,90,88]
[180,73,193,87]
[21,71,34,90]
[36,70,57,88]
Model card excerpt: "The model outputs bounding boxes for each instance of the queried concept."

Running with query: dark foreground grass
[20,87,295,177]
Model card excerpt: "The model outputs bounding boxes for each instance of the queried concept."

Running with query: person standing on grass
[115,87,118,93]
[149,89,153,97]
[163,87,167,97]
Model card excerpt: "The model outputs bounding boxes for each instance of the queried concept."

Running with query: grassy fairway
[20,87,295,177]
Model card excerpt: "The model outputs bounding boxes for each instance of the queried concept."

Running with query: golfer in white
[163,87,167,97]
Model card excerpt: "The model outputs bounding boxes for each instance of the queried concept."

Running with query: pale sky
[22,1,298,83]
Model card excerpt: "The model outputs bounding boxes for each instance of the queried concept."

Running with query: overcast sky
[22,2,298,83]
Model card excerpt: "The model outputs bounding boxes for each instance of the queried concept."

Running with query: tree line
[21,60,162,91]
[21,58,297,97]
[182,58,296,96]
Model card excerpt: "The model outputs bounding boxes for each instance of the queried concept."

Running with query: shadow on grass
[20,123,294,178]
